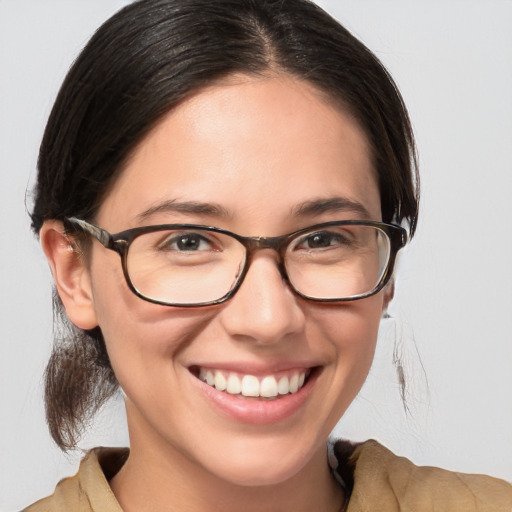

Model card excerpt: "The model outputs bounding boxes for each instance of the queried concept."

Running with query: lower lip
[190,370,319,425]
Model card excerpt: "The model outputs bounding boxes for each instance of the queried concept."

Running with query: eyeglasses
[65,217,407,307]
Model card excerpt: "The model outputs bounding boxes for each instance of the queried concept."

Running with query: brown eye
[295,231,350,250]
[158,232,216,252]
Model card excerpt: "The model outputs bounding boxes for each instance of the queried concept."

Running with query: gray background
[1,1,511,510]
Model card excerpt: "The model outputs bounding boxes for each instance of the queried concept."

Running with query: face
[79,74,384,486]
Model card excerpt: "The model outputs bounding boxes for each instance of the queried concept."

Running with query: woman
[21,0,511,510]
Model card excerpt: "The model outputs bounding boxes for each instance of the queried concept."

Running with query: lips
[188,363,319,424]
[198,368,309,398]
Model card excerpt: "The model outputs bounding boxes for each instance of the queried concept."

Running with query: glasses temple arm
[66,217,113,248]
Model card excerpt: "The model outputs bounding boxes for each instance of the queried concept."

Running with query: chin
[208,457,303,488]
[194,432,323,488]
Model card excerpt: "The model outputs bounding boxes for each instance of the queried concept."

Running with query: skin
[42,73,389,512]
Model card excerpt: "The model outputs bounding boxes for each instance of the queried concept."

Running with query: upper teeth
[199,369,307,398]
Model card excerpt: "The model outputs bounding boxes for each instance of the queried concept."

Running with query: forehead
[98,74,380,232]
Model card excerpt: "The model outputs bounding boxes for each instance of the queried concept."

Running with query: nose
[218,252,305,345]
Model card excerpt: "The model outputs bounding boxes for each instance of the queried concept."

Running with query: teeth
[241,375,259,397]
[289,374,299,393]
[277,376,289,395]
[206,370,215,386]
[260,376,278,398]
[214,371,227,391]
[226,373,241,394]
[199,369,308,397]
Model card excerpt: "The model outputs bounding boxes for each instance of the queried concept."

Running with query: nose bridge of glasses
[242,234,290,267]
[241,235,288,281]
[244,234,285,251]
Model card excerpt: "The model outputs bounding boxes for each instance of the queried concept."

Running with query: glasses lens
[285,224,391,300]
[126,228,246,305]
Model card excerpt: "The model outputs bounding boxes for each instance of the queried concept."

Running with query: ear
[40,220,98,330]
[382,277,395,317]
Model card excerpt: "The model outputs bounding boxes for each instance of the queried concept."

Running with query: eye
[159,231,216,252]
[295,230,351,250]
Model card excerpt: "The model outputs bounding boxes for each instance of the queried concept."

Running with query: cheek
[313,293,382,351]
[312,295,383,392]
[98,308,217,383]
[88,253,217,387]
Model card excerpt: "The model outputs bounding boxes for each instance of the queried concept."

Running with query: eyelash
[158,232,216,252]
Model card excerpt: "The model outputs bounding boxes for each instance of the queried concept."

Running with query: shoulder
[332,439,512,512]
[22,448,128,512]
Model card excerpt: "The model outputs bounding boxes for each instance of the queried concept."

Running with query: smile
[189,365,320,424]
[197,368,309,398]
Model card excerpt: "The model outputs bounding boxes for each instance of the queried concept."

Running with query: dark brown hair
[31,0,419,450]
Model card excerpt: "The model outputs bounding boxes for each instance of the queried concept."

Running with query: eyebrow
[293,196,372,219]
[137,199,231,221]
[136,196,372,223]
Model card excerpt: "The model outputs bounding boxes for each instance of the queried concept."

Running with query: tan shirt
[24,440,512,512]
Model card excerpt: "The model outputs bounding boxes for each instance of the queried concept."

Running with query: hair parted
[31,0,419,450]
